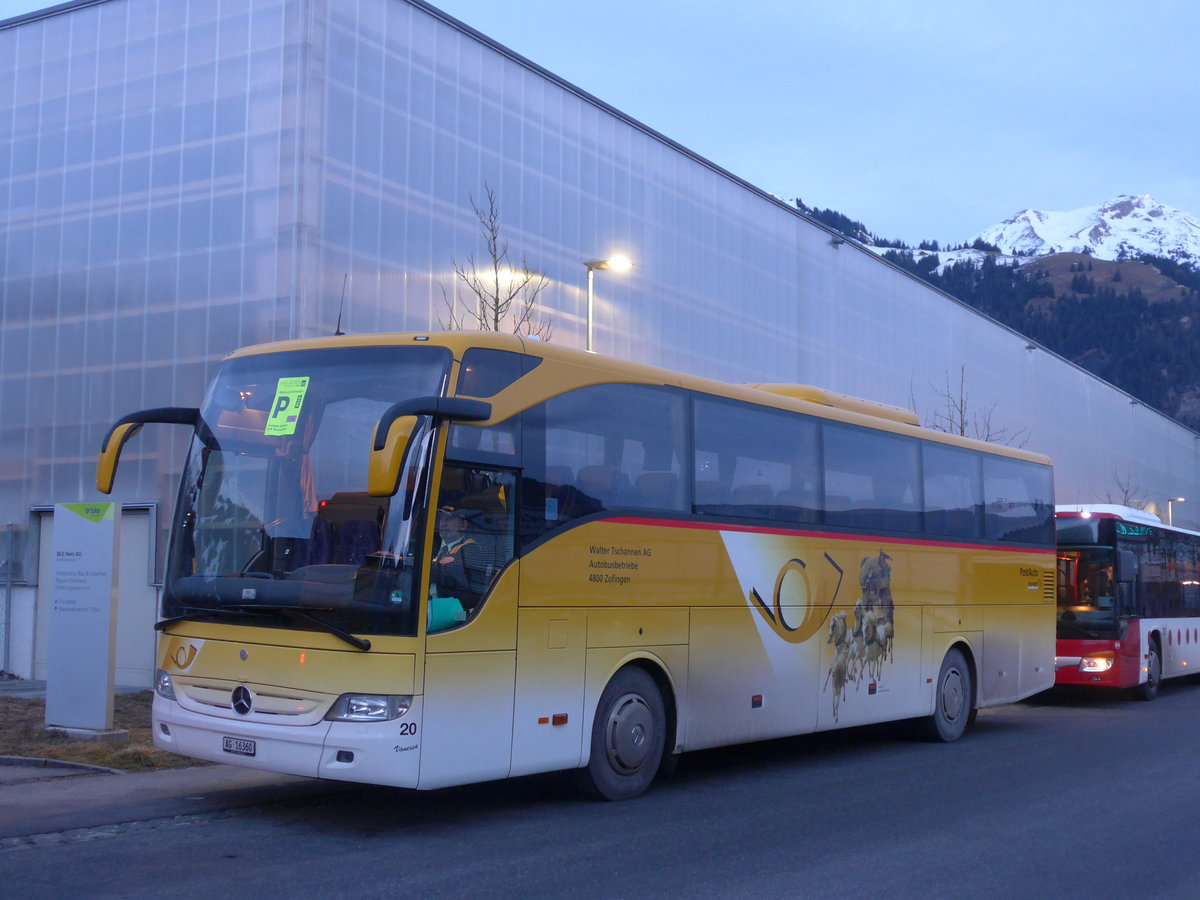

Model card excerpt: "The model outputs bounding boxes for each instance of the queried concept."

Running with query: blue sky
[4,0,1198,244]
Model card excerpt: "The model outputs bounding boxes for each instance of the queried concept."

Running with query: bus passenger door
[417,464,520,790]
[419,633,517,789]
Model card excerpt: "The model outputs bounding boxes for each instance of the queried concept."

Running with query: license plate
[222,736,256,757]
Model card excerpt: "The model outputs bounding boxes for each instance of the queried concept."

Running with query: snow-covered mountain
[973,194,1200,261]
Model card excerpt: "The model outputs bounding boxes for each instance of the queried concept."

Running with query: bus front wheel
[1134,642,1161,701]
[920,648,973,742]
[582,667,666,801]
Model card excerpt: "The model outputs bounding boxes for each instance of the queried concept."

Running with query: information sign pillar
[45,503,128,741]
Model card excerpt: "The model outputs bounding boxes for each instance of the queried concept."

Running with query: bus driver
[432,506,483,604]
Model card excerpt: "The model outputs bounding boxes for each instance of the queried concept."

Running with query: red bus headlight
[1079,653,1115,673]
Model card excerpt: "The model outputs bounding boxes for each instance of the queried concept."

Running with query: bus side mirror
[368,415,418,497]
[97,422,143,495]
[1116,549,1137,584]
[367,396,492,497]
[97,407,200,494]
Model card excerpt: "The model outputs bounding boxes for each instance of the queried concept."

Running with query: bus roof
[1057,504,1200,538]
[224,331,1052,466]
[1056,504,1162,525]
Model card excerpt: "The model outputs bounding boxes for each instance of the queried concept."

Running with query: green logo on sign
[63,503,114,524]
[265,377,310,436]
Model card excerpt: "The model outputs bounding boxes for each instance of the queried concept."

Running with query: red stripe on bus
[604,516,1049,553]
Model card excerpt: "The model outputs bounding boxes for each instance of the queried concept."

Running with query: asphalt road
[5,679,1200,899]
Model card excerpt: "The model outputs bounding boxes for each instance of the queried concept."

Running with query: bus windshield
[1056,548,1121,640]
[163,345,451,639]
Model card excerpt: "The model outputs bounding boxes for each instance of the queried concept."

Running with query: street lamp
[1169,497,1185,527]
[583,256,634,353]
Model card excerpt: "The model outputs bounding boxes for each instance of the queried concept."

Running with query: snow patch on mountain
[872,246,1026,276]
[972,195,1200,261]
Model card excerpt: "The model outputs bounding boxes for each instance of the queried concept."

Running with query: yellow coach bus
[98,332,1056,800]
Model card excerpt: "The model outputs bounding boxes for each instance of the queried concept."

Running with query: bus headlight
[325,694,412,722]
[154,668,177,700]
[1079,654,1115,673]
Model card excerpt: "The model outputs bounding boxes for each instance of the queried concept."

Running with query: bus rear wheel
[919,648,972,742]
[582,667,666,801]
[1133,642,1161,701]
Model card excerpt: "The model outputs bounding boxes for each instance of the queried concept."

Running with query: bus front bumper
[152,694,423,788]
[1054,642,1138,689]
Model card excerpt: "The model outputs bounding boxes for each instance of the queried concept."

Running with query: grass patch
[0,691,210,772]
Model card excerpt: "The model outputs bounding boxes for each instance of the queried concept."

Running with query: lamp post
[1169,497,1185,527]
[583,256,634,353]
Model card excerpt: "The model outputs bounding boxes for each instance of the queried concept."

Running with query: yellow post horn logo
[749,553,844,644]
[163,638,203,672]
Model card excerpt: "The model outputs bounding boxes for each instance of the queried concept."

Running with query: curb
[0,756,126,776]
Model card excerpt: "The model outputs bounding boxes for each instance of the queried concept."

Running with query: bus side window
[455,348,540,398]
[691,396,820,525]
[523,384,688,542]
[923,443,983,539]
[824,423,920,534]
[982,457,1054,544]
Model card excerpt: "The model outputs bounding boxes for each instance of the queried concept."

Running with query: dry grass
[0,691,209,772]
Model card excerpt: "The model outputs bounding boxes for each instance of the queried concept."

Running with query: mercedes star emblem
[231,685,253,716]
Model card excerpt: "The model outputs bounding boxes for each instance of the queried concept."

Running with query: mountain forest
[795,201,1200,431]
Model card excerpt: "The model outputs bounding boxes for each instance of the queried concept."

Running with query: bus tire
[920,648,972,742]
[1134,641,1161,701]
[582,667,666,801]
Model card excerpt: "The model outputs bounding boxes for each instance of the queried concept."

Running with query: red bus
[1055,504,1200,700]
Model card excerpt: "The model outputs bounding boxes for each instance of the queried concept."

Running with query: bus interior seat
[544,465,574,488]
[577,465,626,509]
[694,480,728,511]
[925,508,981,538]
[825,495,852,515]
[462,510,511,567]
[439,466,467,495]
[338,518,382,565]
[635,471,680,509]
[825,500,870,529]
[732,484,774,504]
[730,483,775,517]
[310,492,387,565]
[775,489,819,522]
[305,518,336,565]
[546,482,600,522]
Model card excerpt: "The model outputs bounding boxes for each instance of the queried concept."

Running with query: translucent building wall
[1,0,314,579]
[3,0,1199,592]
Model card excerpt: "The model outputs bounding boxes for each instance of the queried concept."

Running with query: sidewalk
[0,679,321,840]
[0,762,317,840]
[0,755,123,785]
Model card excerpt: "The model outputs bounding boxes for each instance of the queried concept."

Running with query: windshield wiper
[155,606,252,630]
[227,604,372,651]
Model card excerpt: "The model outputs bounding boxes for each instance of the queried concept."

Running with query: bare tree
[1105,468,1146,508]
[918,366,1030,447]
[440,182,553,339]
